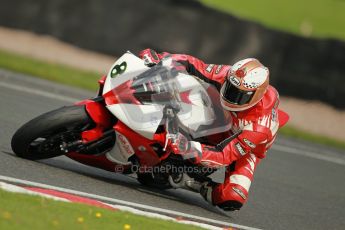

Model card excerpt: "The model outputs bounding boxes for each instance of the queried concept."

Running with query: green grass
[0,50,99,91]
[200,0,345,41]
[0,189,201,230]
[280,126,345,150]
[0,49,344,150]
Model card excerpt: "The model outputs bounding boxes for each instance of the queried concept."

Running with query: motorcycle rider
[139,48,288,211]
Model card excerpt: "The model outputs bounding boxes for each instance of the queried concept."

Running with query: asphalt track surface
[1,69,344,229]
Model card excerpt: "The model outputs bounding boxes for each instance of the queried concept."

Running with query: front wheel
[11,105,93,160]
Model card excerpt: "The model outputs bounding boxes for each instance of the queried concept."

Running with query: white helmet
[220,58,269,112]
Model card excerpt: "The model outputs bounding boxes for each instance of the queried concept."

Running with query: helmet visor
[221,80,255,105]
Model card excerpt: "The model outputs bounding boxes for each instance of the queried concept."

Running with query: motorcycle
[10,52,255,193]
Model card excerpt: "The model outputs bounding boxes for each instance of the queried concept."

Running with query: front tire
[11,105,92,160]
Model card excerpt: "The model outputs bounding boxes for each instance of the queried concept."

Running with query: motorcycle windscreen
[108,55,232,139]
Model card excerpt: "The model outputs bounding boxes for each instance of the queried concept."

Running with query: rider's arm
[139,48,230,89]
[170,53,231,90]
[190,125,274,168]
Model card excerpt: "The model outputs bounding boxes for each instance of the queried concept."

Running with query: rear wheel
[11,105,93,160]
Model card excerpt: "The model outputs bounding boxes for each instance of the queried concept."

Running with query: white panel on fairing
[103,51,149,95]
[106,131,134,165]
[107,103,164,140]
[173,73,220,138]
[178,102,212,127]
[175,73,232,138]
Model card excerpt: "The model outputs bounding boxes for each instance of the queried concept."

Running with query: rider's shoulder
[241,85,279,118]
[258,85,279,110]
[262,85,279,108]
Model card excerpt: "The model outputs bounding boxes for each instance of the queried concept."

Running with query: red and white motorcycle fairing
[67,52,232,174]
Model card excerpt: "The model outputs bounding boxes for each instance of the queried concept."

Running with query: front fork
[76,75,114,144]
[77,99,113,140]
[59,98,115,155]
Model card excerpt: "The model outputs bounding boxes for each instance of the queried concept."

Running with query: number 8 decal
[111,61,127,78]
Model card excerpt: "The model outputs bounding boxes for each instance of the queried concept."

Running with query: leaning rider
[139,48,288,211]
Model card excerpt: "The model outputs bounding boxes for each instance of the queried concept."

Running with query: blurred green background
[201,0,345,40]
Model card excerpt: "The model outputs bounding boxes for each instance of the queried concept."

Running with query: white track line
[272,144,345,166]
[0,175,260,230]
[0,181,69,202]
[0,81,78,103]
[103,204,222,230]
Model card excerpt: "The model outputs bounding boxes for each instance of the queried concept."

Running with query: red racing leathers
[139,49,282,210]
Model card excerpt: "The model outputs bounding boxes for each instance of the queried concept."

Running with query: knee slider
[217,200,243,211]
